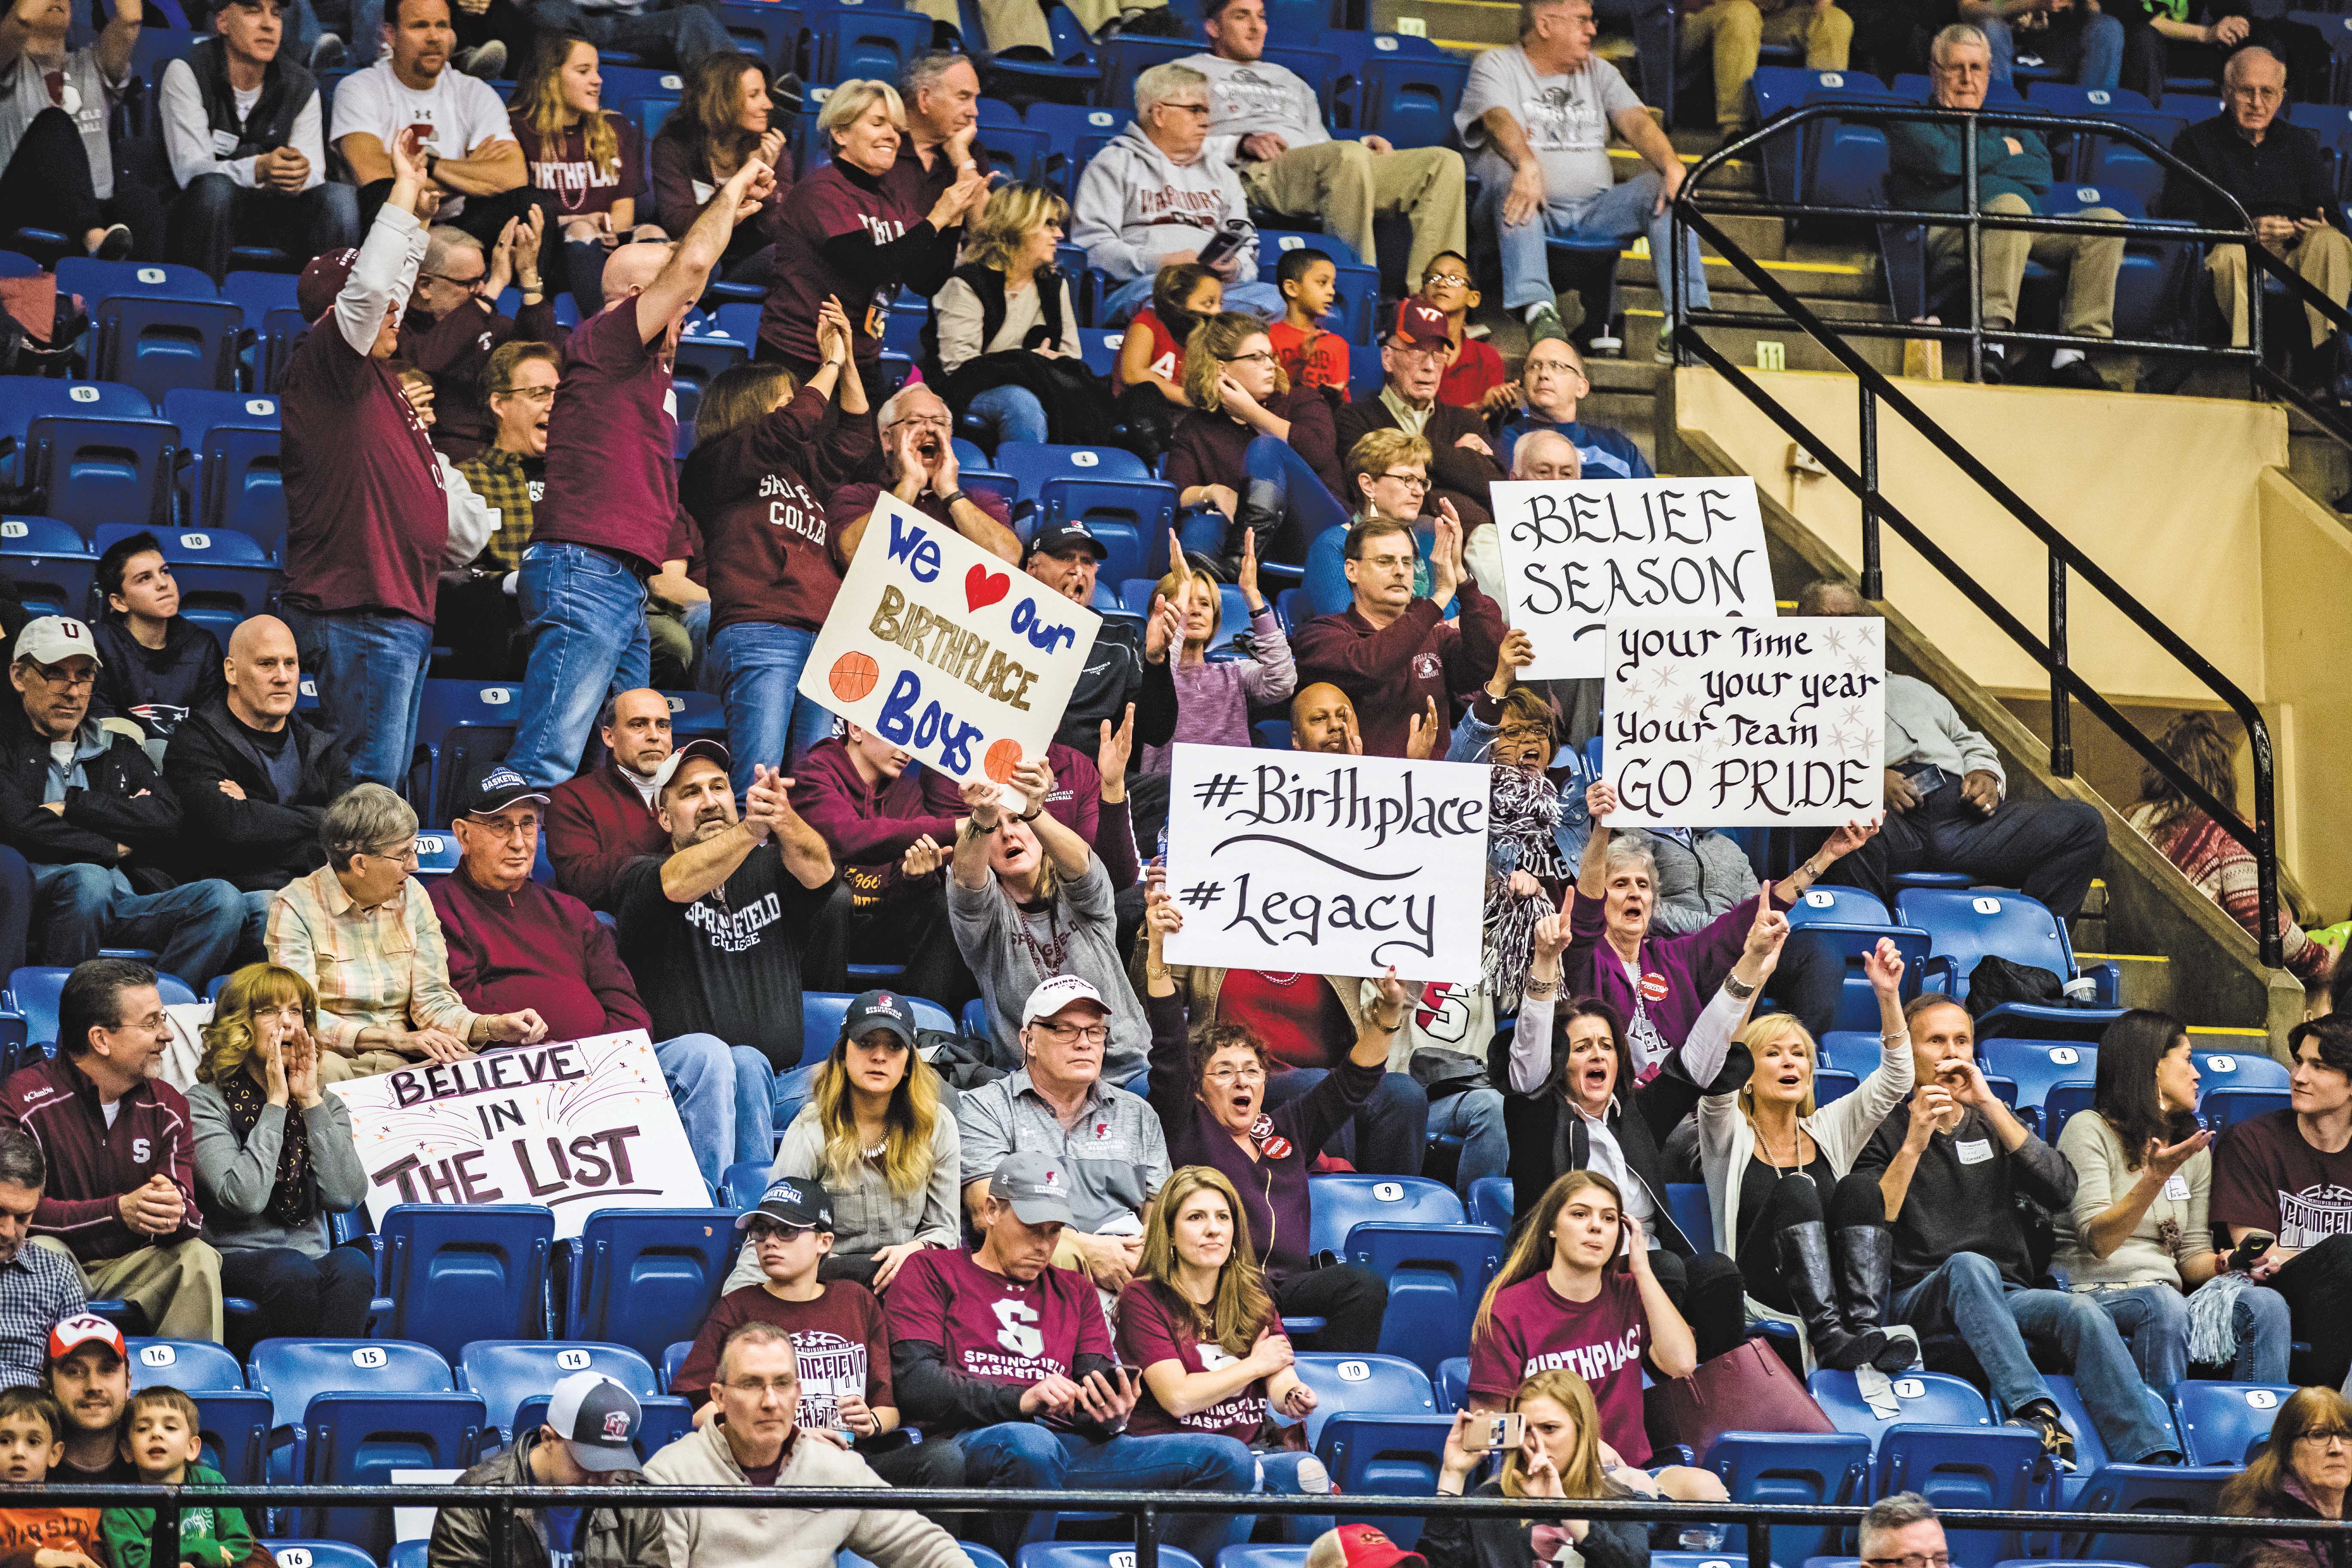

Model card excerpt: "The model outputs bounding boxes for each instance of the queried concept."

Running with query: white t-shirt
[328,57,511,217]
[1455,47,1638,205]
[0,47,125,201]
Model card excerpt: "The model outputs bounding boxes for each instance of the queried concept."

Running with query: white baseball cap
[1020,974,1109,1026]
[13,616,101,668]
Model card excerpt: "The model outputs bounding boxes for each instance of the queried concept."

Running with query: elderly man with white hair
[504,155,779,788]
[1072,61,1286,323]
[828,383,1022,564]
[396,215,559,459]
[1509,428,1584,481]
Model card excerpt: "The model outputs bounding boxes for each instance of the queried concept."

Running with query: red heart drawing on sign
[965,564,1011,613]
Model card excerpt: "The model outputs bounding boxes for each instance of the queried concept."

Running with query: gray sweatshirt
[1179,51,1330,167]
[643,1421,972,1568]
[187,1084,369,1256]
[947,856,1151,1081]
[1886,673,2006,788]
[1069,123,1262,287]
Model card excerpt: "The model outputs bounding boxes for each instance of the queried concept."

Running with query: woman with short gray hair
[264,783,549,1079]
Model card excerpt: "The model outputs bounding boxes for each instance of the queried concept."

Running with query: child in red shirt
[1419,250,1512,415]
[0,1387,102,1568]
[1267,248,1350,397]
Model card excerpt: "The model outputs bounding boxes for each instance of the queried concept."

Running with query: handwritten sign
[1161,742,1490,984]
[1601,616,1885,827]
[328,1031,704,1237]
[1491,477,1773,680]
[799,490,1102,783]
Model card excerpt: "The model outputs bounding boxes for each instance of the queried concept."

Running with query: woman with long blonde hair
[927,183,1083,449]
[1694,908,1913,1372]
[187,964,371,1355]
[1118,1165,1332,1543]
[1424,1367,1651,1568]
[508,34,663,306]
[720,989,959,1295]
[1163,309,1348,567]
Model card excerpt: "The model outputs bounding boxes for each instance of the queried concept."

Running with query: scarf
[1484,763,1567,1009]
[216,1067,317,1230]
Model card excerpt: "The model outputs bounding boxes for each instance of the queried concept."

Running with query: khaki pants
[318,1049,412,1083]
[1240,139,1467,279]
[1061,0,1159,33]
[1925,191,2122,338]
[907,0,1054,52]
[2209,227,2352,349]
[35,1234,222,1341]
[1682,0,1853,130]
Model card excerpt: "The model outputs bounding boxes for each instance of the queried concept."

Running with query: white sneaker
[455,39,506,77]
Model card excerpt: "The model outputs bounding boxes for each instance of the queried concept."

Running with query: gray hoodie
[1179,52,1330,167]
[1069,121,1262,286]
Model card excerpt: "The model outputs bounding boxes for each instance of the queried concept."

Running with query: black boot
[1775,1220,1888,1373]
[1221,501,1281,580]
[1836,1224,1914,1372]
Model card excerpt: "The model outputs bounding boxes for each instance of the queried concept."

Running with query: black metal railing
[1663,103,2287,966]
[47,1480,2352,1568]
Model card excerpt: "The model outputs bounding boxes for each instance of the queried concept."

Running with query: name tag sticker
[1956,1138,1994,1165]
[2164,1173,2191,1201]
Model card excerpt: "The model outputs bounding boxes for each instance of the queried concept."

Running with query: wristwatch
[1724,974,1758,1001]
[937,489,971,509]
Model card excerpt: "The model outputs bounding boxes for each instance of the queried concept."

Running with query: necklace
[1755,1117,1809,1176]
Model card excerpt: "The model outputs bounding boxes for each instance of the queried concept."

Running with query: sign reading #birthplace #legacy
[1491,476,1774,680]
[328,1030,706,1238]
[1162,742,1491,985]
[1601,616,1886,828]
[799,489,1102,784]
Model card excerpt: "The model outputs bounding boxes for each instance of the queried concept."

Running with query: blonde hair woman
[1694,907,1915,1372]
[187,964,371,1355]
[928,183,1081,449]
[1424,1366,1652,1568]
[1134,532,1292,773]
[760,77,989,380]
[509,34,665,305]
[1118,1166,1333,1544]
[1163,310,1348,567]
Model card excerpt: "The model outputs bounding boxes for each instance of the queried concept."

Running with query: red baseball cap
[1309,1525,1427,1568]
[1392,299,1450,347]
[297,247,361,323]
[47,1313,125,1364]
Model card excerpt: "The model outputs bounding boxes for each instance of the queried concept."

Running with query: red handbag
[1645,1336,1838,1464]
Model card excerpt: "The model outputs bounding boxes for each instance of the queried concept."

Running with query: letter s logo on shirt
[992,1298,1043,1358]
[132,1139,151,1163]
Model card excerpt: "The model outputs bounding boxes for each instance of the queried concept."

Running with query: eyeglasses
[1161,100,1211,116]
[1035,1020,1110,1045]
[888,414,954,432]
[722,1377,799,1398]
[1422,272,1469,288]
[1498,723,1553,743]
[1219,350,1277,367]
[2297,1431,2352,1447]
[749,1222,819,1243]
[1862,1556,1951,1568]
[1525,358,1586,379]
[496,383,556,402]
[1391,342,1449,362]
[423,270,487,291]
[466,815,539,839]
[1204,1066,1265,1086]
[363,844,421,869]
[1360,552,1417,571]
[26,662,96,691]
[1374,471,1430,491]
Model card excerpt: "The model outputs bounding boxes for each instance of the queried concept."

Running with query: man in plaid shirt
[440,339,557,677]
[0,1130,84,1390]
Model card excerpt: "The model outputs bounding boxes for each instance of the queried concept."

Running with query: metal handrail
[1663,101,2282,966]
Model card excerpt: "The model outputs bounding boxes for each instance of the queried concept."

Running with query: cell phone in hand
[1461,1412,1525,1453]
[1195,219,1250,270]
[2230,1232,2275,1273]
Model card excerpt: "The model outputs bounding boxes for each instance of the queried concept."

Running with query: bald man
[1509,429,1583,481]
[163,615,355,937]
[508,158,777,789]
[1288,681,1436,759]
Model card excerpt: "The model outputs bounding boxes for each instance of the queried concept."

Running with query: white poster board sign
[1600,616,1886,827]
[327,1030,704,1238]
[798,490,1102,784]
[1161,742,1490,984]
[1491,477,1773,680]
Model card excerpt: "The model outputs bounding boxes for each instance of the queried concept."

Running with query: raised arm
[1768,817,1879,906]
[1509,910,1570,1095]
[333,133,429,355]
[636,156,774,344]
[745,762,834,890]
[95,0,140,89]
[951,780,1006,891]
[1575,779,1617,900]
[1011,758,1090,880]
[1625,1214,1696,1377]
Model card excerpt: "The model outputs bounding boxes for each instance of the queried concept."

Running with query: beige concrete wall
[2258,468,2352,920]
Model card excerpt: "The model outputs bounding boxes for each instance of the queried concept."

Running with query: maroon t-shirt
[825,484,1011,537]
[2214,1109,2352,1248]
[1115,1279,1269,1442]
[760,161,934,366]
[1467,1271,1651,1467]
[1216,970,1352,1072]
[281,304,448,624]
[513,113,646,220]
[534,300,680,571]
[671,1281,894,1431]
[884,1246,1112,1434]
[683,383,878,636]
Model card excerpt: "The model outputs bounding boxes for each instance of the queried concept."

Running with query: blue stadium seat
[129,1337,245,1390]
[162,388,278,444]
[297,1390,487,1556]
[1747,67,1895,203]
[1810,1369,1995,1450]
[2172,1381,2292,1467]
[248,1338,458,1431]
[1665,1182,1714,1252]
[1433,1356,1469,1412]
[2063,1464,2236,1568]
[459,1340,660,1440]
[1308,1175,1465,1258]
[717,0,802,71]
[1025,102,1123,192]
[264,1543,380,1568]
[1896,887,2077,995]
[1707,1431,1871,1564]
[661,1339,692,1391]
[221,269,301,327]
[972,121,1054,187]
[963,1547,1013,1568]
[1787,885,1893,925]
[1038,478,1178,583]
[1814,1068,1860,1105]
[1875,1424,2043,1568]
[806,3,929,82]
[0,380,154,486]
[593,62,685,100]
[3,967,67,1048]
[24,415,180,534]
[2074,113,2192,208]
[1290,1351,1437,1444]
[1317,1411,1456,1546]
[92,295,245,401]
[511,1387,692,1457]
[1978,1039,2095,1115]
[197,423,287,557]
[1816,1032,1881,1078]
[1221,1550,1307,1568]
[192,1389,273,1485]
[260,306,309,392]
[803,990,857,1067]
[1022,1549,1206,1568]
[722,1159,770,1210]
[56,257,217,305]
[406,679,525,823]
[375,1204,555,1360]
[1352,55,1469,151]
[1464,1176,1514,1230]
[389,1543,429,1568]
[1075,326,1123,378]
[2202,1086,2291,1133]
[2040,1079,2097,1140]
[1773,924,1937,1033]
[1253,719,1292,750]
[2192,1046,2290,1091]
[2040,1372,2182,1507]
[995,441,1150,489]
[560,1208,739,1363]
[1097,34,1205,113]
[0,250,37,277]
[1342,1222,1504,1375]
[0,517,98,620]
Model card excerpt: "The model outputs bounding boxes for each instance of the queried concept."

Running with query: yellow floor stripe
[2187,1025,2272,1036]
[2076,952,2173,963]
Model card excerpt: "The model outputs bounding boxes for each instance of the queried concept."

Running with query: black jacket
[0,701,183,881]
[1491,1023,1751,1258]
[90,616,224,740]
[428,1429,669,1568]
[181,35,315,190]
[1418,1477,1650,1568]
[161,699,350,891]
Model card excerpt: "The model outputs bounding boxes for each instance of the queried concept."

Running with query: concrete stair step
[1619,307,1908,375]
[1617,247,1881,300]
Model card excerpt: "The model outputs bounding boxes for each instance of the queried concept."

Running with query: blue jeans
[2088,1282,2293,1391]
[655,1032,774,1184]
[524,0,730,67]
[958,1422,1257,1559]
[1427,1085,1507,1195]
[1263,1066,1428,1176]
[28,862,245,989]
[279,605,431,791]
[712,622,837,796]
[965,384,1050,450]
[510,542,653,788]
[1485,169,1712,323]
[1102,273,1285,325]
[770,1059,825,1132]
[1251,1451,1334,1544]
[1889,1252,2174,1461]
[1984,12,2124,87]
[1179,436,1354,568]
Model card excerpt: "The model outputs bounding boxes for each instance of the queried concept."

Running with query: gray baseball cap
[989,1151,1075,1227]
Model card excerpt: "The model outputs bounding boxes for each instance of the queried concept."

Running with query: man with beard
[613,739,839,1080]
[445,340,556,677]
[545,688,677,913]
[829,383,1021,563]
[44,1315,133,1485]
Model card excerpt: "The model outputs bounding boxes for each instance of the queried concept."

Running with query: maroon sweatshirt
[1290,582,1507,760]
[0,1057,201,1264]
[545,761,668,913]
[789,737,960,879]
[1164,386,1344,503]
[428,861,651,1042]
[684,382,877,637]
[398,291,560,462]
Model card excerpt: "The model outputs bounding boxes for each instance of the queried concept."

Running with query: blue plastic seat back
[561,1208,739,1362]
[1038,478,1177,583]
[2172,1382,2292,1467]
[1354,55,1469,150]
[5,966,70,1048]
[1874,1423,2043,1568]
[459,1340,659,1439]
[1308,1175,1465,1258]
[716,0,802,71]
[1817,1031,1883,1078]
[512,1387,692,1457]
[300,1389,486,1556]
[2042,1080,2098,1139]
[1342,1222,1504,1373]
[1776,924,1935,1032]
[963,1547,1013,1568]
[806,4,929,83]
[130,1336,245,1391]
[1315,1412,1457,1545]
[265,1542,381,1568]
[376,1204,554,1361]
[0,379,154,468]
[718,1159,771,1210]
[1665,1182,1714,1252]
[0,521,98,621]
[661,1339,692,1391]
[2202,1086,2292,1133]
[1434,1356,1469,1412]
[192,1389,273,1485]
[802,990,856,1068]
[220,270,300,327]
[94,295,245,402]
[973,122,1052,186]
[996,441,1150,488]
[1895,887,2077,995]
[1291,1352,1436,1446]
[1220,1549,1308,1568]
[2075,113,2190,205]
[1709,1431,1872,1564]
[594,62,685,101]
[1787,885,1892,926]
[57,257,217,305]
[163,388,278,445]
[1979,1039,2096,1115]
[1815,1068,1860,1105]
[1096,34,1205,113]
[388,1542,430,1568]
[2064,1464,2237,1568]
[1809,1369,1994,1452]
[27,414,180,535]
[2192,1047,2290,1092]
[261,306,309,392]
[248,1338,456,1430]
[1075,328,1123,377]
[2041,1372,2181,1505]
[1022,1548,1206,1568]
[407,679,525,821]
[1464,1176,1514,1230]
